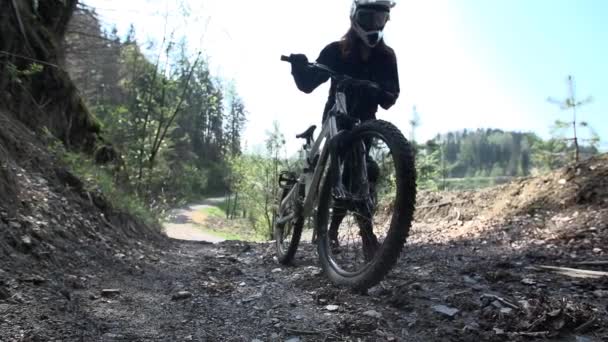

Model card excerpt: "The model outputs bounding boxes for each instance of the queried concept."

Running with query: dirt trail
[2,158,608,341]
[2,218,606,341]
[163,198,227,244]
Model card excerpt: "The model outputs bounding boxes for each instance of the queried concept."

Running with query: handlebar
[281,54,395,98]
[281,54,337,76]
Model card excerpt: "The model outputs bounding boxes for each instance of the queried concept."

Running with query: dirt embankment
[1,4,606,338]
[414,154,607,245]
[1,153,605,341]
[1,0,166,332]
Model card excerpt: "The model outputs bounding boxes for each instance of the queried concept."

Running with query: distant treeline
[64,6,246,208]
[415,129,599,189]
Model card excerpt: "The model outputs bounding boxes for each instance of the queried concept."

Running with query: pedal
[279,171,298,189]
[331,184,348,201]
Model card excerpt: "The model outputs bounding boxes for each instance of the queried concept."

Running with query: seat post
[296,125,317,146]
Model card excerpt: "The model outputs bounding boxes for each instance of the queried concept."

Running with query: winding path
[163,197,227,243]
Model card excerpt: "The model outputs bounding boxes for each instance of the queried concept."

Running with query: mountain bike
[274,55,417,291]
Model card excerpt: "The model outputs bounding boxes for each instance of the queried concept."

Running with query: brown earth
[1,153,607,341]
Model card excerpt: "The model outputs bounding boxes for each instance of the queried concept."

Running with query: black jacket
[291,41,400,122]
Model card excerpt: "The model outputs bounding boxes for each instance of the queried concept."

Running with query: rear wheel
[274,186,304,265]
[316,120,416,290]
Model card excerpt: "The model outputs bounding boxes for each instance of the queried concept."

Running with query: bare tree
[547,75,593,163]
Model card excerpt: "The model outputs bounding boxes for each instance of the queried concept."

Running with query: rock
[491,301,504,309]
[463,322,480,333]
[575,336,592,342]
[21,235,33,247]
[9,221,21,229]
[410,283,423,291]
[593,290,608,298]
[23,275,46,285]
[66,275,86,290]
[285,338,301,342]
[494,328,505,335]
[242,292,263,303]
[251,339,263,342]
[363,310,382,319]
[558,179,567,185]
[306,266,323,276]
[102,333,125,339]
[500,308,514,315]
[11,292,25,303]
[521,278,536,286]
[593,248,602,254]
[432,305,459,318]
[271,268,282,273]
[463,276,478,285]
[325,304,339,312]
[172,291,193,301]
[368,286,391,297]
[0,286,10,300]
[101,289,121,297]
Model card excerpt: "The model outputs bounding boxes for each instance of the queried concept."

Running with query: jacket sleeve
[291,43,337,94]
[378,52,400,110]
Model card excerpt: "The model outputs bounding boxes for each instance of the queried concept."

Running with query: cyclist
[287,0,400,259]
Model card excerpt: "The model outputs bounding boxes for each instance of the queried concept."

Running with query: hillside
[2,141,606,341]
[0,0,166,327]
[1,1,607,341]
[414,154,607,247]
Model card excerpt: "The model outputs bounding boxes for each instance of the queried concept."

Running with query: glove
[342,78,381,99]
[289,54,309,71]
[378,90,398,109]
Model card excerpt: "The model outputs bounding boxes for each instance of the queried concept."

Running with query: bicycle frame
[276,59,387,228]
[279,92,348,221]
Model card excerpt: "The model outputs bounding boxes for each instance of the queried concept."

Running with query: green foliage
[415,141,441,190]
[419,128,600,191]
[5,62,44,85]
[48,139,160,227]
[65,15,248,210]
[226,122,286,239]
[199,206,225,219]
[226,154,271,233]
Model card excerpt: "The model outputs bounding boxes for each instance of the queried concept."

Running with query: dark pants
[328,155,380,260]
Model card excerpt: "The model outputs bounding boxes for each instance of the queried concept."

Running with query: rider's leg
[359,143,381,261]
[357,213,380,261]
[328,206,346,247]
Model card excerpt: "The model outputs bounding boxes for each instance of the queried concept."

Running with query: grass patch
[49,138,160,227]
[200,206,226,219]
[197,228,252,242]
[192,206,266,242]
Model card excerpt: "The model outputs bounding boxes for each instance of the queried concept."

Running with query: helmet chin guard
[352,24,384,48]
[350,0,396,47]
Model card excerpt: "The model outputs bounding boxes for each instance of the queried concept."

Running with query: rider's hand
[289,54,309,69]
[342,79,381,99]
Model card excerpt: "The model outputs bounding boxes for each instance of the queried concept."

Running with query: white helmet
[350,0,397,47]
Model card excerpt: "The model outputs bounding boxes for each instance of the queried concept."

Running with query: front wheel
[316,120,417,290]
[274,186,304,265]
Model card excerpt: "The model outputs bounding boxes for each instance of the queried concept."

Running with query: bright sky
[85,0,608,154]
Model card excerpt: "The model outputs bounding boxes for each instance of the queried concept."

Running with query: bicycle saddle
[296,125,317,142]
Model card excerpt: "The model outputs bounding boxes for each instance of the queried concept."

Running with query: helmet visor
[355,8,390,31]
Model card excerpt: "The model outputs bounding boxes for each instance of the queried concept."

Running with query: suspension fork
[328,130,371,203]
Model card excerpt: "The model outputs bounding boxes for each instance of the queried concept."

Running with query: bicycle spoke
[324,133,397,273]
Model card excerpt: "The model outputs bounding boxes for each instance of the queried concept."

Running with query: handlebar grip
[280,55,290,62]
